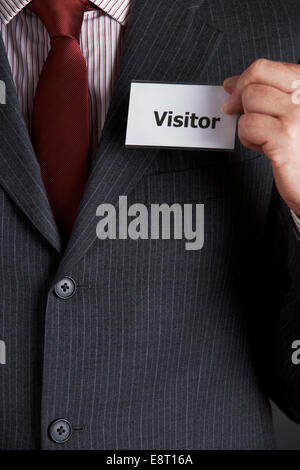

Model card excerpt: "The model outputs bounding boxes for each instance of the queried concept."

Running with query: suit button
[48,418,72,443]
[54,277,76,299]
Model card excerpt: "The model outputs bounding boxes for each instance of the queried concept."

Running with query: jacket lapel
[0,35,61,253]
[55,0,224,280]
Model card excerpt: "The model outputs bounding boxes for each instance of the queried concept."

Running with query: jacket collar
[0,0,224,275]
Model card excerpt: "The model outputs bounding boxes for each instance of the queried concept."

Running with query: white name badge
[125,81,237,151]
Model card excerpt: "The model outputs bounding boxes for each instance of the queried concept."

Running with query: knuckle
[248,58,268,77]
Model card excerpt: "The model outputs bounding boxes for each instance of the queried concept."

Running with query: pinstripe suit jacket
[0,0,300,450]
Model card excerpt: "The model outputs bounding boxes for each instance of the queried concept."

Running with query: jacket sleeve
[260,183,300,424]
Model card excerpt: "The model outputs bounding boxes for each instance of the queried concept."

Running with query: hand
[222,58,300,216]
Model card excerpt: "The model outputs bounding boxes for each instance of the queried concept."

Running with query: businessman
[0,0,300,450]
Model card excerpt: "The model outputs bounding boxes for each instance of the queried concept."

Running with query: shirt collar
[93,0,131,26]
[0,0,131,26]
[0,0,30,25]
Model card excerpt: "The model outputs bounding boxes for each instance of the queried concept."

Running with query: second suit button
[54,277,76,299]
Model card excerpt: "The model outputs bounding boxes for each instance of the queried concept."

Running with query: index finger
[223,59,300,114]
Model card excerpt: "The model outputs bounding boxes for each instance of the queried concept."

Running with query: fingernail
[223,76,238,92]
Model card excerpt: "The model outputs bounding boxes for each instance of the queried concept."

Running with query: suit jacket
[0,0,300,450]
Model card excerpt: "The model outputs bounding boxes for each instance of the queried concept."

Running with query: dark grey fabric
[0,0,300,449]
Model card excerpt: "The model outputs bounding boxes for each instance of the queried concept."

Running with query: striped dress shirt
[0,0,131,158]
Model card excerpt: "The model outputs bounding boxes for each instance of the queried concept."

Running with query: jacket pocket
[143,154,265,204]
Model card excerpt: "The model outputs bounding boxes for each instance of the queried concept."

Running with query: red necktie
[29,0,91,240]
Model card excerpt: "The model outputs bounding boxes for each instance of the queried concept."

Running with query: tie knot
[29,0,90,40]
